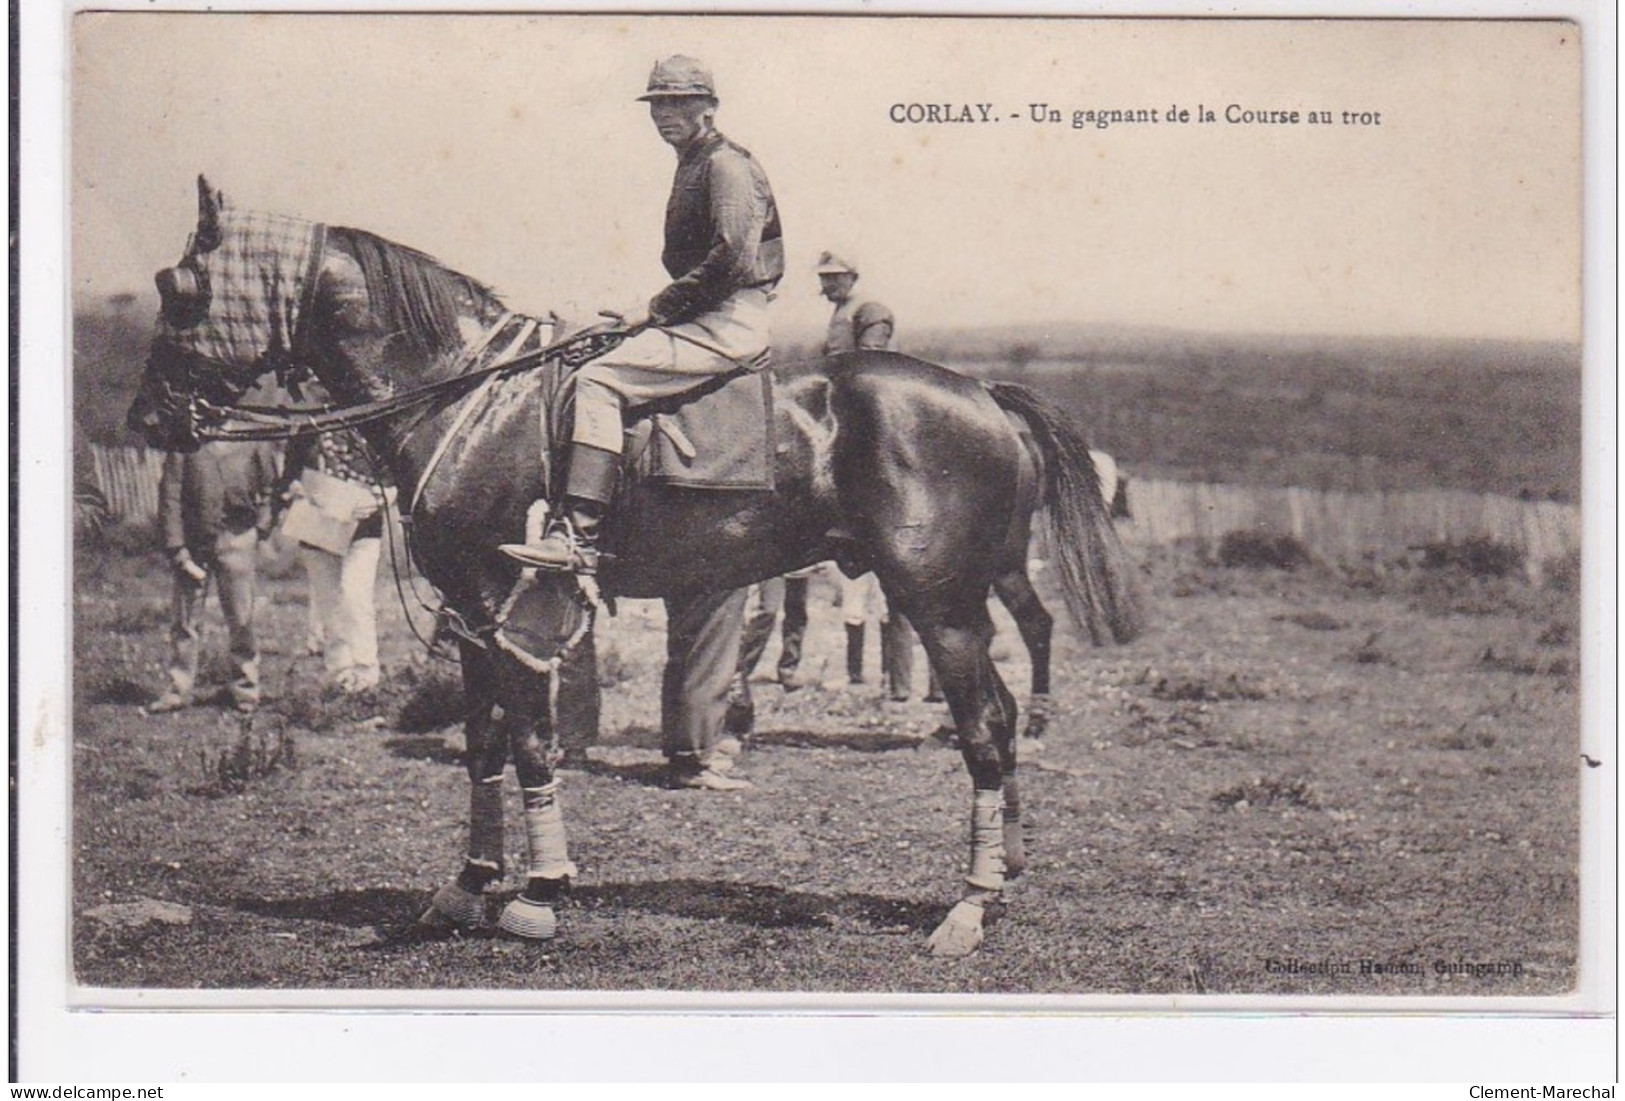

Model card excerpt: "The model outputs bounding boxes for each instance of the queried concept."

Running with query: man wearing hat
[502,55,783,576]
[816,251,897,355]
[816,251,941,702]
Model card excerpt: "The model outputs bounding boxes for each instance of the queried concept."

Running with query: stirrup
[499,520,599,574]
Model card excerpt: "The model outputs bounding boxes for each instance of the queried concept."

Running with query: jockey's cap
[637,56,717,101]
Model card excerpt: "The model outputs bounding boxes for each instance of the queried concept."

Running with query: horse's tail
[985,381,1146,645]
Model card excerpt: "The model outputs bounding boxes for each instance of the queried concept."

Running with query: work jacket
[160,440,280,553]
[825,298,897,354]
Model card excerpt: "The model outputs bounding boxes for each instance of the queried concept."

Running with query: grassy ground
[70,531,1583,997]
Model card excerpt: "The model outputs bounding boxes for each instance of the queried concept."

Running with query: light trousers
[301,537,383,687]
[571,288,771,454]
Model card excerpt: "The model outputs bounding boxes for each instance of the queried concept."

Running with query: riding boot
[846,623,866,685]
[500,444,618,573]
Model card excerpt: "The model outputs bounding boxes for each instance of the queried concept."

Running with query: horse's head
[127,176,322,451]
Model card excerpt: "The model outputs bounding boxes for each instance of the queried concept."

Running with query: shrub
[77,673,154,708]
[1536,621,1573,647]
[1419,536,1525,579]
[197,727,298,797]
[1349,632,1392,665]
[1216,529,1311,570]
[396,670,466,733]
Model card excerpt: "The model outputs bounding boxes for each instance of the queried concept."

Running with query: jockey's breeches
[571,288,771,454]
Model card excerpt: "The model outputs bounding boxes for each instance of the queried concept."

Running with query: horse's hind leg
[420,641,507,929]
[992,568,1054,742]
[496,660,577,940]
[984,637,1025,881]
[913,596,1020,957]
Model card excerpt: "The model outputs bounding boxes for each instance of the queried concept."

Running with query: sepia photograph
[25,1,1616,1079]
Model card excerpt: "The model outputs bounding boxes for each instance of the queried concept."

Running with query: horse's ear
[195,174,225,250]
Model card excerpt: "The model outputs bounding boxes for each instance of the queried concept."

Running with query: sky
[72,13,1583,341]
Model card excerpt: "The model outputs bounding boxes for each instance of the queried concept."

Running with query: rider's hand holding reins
[599,301,653,335]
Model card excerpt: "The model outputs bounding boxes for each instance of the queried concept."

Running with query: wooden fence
[91,445,167,527]
[89,445,1581,578]
[1118,478,1580,580]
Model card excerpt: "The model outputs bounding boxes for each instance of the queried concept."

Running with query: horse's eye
[155,263,210,327]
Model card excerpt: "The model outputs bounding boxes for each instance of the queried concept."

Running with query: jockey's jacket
[651,131,784,324]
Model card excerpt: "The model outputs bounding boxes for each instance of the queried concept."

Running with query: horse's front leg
[420,640,507,929]
[916,603,1021,957]
[496,662,577,940]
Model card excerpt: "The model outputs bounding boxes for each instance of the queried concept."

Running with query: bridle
[164,322,633,444]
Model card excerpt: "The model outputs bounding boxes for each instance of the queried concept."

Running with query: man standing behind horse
[501,54,783,574]
[145,439,280,715]
[815,251,940,703]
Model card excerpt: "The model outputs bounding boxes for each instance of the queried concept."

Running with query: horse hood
[156,210,325,367]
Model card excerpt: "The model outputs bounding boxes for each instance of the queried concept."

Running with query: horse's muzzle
[126,378,199,453]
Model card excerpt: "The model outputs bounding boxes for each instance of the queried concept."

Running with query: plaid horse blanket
[156,210,324,366]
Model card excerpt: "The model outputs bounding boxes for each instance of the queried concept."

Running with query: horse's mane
[328,226,501,360]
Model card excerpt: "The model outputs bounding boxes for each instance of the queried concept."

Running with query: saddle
[550,363,776,495]
[624,366,775,491]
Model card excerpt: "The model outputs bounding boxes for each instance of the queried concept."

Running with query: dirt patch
[71,545,1581,996]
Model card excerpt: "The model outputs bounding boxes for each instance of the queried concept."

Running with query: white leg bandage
[521,780,578,880]
[966,788,1006,891]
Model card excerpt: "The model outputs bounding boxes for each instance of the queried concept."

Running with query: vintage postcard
[22,0,1614,1082]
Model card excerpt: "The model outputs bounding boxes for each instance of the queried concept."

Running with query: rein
[194,318,768,444]
[192,323,632,443]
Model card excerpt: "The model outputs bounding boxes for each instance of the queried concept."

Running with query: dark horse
[129,179,1144,956]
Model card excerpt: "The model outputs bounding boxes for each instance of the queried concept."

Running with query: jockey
[501,55,784,573]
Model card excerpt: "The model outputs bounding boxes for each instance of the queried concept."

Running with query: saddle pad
[628,369,775,491]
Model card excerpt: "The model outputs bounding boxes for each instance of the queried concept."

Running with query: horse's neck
[346,304,552,507]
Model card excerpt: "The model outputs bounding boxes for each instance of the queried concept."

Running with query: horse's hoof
[497,896,559,940]
[926,900,986,958]
[419,881,485,929]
